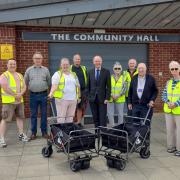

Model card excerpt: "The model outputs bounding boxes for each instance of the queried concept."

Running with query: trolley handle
[48,97,56,117]
[142,107,152,125]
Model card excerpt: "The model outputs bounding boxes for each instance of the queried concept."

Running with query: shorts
[1,103,25,122]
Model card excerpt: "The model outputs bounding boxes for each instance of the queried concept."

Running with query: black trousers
[89,100,107,128]
[132,104,153,146]
[131,104,153,127]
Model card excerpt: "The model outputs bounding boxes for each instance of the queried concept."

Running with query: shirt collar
[95,67,101,71]
[138,75,146,79]
[33,65,42,68]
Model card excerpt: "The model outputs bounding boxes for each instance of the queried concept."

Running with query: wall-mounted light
[94,29,106,34]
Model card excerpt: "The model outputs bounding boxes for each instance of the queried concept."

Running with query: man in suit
[128,63,158,123]
[87,55,111,127]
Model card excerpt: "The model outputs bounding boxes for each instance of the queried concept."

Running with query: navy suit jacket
[128,74,158,105]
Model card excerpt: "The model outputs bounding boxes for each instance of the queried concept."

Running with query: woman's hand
[48,93,53,99]
[168,102,176,109]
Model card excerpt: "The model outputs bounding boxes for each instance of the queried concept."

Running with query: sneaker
[174,151,180,157]
[19,133,30,142]
[167,147,176,153]
[0,137,7,148]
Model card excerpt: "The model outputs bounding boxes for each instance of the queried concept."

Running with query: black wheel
[114,160,126,170]
[106,158,114,168]
[81,160,90,169]
[140,147,150,159]
[70,161,81,172]
[42,146,53,158]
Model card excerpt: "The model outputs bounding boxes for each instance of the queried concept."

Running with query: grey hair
[60,57,70,65]
[169,61,180,70]
[113,61,122,70]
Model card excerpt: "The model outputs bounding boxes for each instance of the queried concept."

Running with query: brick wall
[0,25,17,117]
[0,25,180,117]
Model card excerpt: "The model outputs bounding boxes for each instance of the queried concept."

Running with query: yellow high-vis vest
[163,79,180,115]
[1,71,24,104]
[70,65,87,86]
[53,71,80,99]
[109,74,126,103]
[125,69,138,97]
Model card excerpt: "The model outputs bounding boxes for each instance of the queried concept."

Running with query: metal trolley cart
[99,108,152,171]
[42,100,99,172]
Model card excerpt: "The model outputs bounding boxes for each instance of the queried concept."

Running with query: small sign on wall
[0,44,14,60]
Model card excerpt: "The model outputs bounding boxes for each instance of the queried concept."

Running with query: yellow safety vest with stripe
[109,74,126,103]
[125,69,138,97]
[53,70,80,99]
[163,80,180,115]
[1,71,24,104]
[70,65,87,86]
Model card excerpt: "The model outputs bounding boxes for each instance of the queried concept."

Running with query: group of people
[0,51,179,157]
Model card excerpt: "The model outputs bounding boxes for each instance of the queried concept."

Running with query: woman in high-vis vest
[49,58,80,123]
[162,61,180,157]
[107,62,128,126]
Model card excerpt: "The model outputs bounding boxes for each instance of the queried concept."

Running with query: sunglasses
[114,68,121,70]
[170,68,178,71]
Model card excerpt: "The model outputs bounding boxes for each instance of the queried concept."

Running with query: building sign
[0,44,14,60]
[22,32,180,43]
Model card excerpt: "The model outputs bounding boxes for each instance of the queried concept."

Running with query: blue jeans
[30,92,47,135]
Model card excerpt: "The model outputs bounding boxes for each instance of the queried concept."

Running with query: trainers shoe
[0,137,7,148]
[167,147,176,153]
[174,151,180,157]
[19,133,30,142]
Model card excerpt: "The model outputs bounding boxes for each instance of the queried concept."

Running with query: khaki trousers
[55,99,77,123]
[165,113,180,151]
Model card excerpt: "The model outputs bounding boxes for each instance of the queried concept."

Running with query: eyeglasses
[170,68,178,71]
[114,68,121,70]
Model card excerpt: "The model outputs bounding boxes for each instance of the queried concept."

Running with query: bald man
[125,59,138,114]
[0,60,29,148]
[128,63,158,122]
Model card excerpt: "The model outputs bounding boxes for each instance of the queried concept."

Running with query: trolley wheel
[106,157,114,168]
[140,147,150,159]
[42,146,53,158]
[81,160,90,169]
[70,161,81,172]
[114,159,126,170]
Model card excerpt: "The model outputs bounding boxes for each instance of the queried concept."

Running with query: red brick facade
[0,25,180,116]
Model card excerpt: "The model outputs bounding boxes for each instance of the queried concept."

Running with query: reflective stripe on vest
[53,71,80,99]
[109,75,125,103]
[1,71,24,104]
[163,80,180,115]
[70,65,87,86]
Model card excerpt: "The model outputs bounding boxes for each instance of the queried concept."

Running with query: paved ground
[0,113,180,180]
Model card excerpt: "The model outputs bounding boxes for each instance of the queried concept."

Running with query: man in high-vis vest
[70,54,88,125]
[125,59,138,114]
[0,60,29,148]
[49,58,80,123]
[162,60,180,157]
[107,62,128,126]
